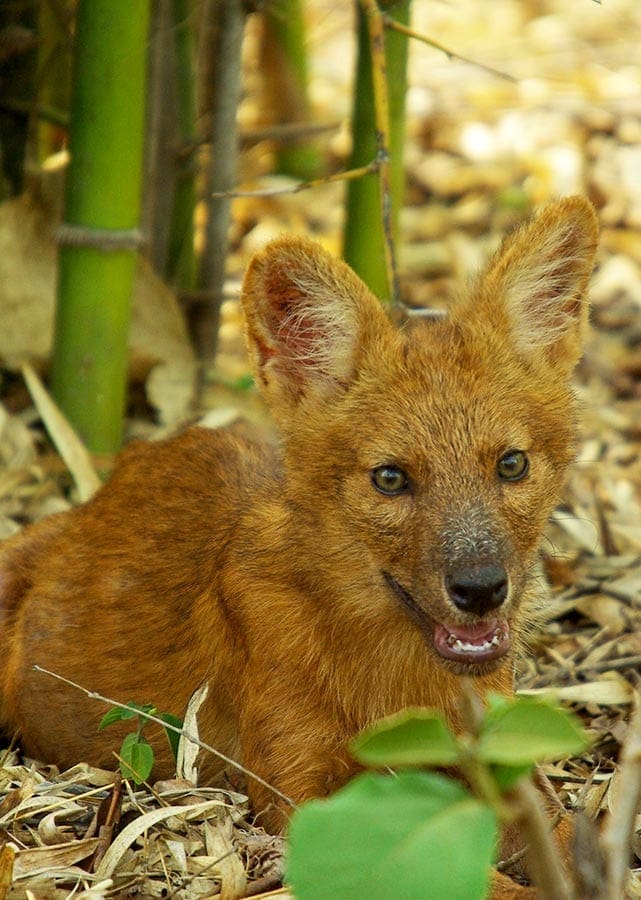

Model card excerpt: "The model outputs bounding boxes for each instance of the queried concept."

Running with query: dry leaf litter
[2,0,641,896]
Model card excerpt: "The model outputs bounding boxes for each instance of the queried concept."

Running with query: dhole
[0,198,597,886]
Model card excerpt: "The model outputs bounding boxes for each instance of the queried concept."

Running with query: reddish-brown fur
[0,198,597,891]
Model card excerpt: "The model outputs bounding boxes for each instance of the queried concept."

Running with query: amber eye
[371,465,409,495]
[497,450,529,482]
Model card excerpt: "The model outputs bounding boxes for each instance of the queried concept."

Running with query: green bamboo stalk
[165,0,197,289]
[261,0,323,180]
[51,0,150,454]
[343,0,410,303]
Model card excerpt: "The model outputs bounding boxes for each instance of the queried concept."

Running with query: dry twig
[382,15,517,83]
[602,692,641,899]
[32,665,296,811]
[212,160,378,199]
[506,779,572,900]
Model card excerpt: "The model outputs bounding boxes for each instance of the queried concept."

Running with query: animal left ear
[476,196,599,375]
[241,236,393,425]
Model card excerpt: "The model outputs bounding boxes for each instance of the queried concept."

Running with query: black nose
[445,565,508,618]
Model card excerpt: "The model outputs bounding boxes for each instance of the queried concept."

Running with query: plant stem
[506,779,572,900]
[166,0,197,290]
[144,0,176,275]
[343,0,410,307]
[192,0,246,364]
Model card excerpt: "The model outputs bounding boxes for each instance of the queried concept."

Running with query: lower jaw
[428,640,511,676]
[433,650,510,677]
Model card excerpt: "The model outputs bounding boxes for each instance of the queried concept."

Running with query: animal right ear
[476,196,599,375]
[242,237,391,420]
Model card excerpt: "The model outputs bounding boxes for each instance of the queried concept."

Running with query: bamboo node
[56,223,144,252]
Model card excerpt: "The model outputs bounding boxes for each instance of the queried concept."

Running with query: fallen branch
[32,664,296,811]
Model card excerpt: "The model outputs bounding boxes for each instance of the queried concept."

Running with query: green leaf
[124,701,156,718]
[287,770,496,900]
[119,733,154,784]
[496,186,530,212]
[232,373,255,391]
[158,712,183,760]
[351,708,462,768]
[99,701,154,730]
[119,731,138,773]
[492,762,535,792]
[478,697,589,766]
[98,707,129,730]
[485,692,511,714]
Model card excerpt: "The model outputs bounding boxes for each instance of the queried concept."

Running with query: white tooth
[454,639,491,653]
[449,630,504,654]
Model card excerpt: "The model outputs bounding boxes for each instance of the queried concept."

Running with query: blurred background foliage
[0,0,640,453]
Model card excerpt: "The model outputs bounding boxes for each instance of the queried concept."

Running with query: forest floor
[1,0,641,896]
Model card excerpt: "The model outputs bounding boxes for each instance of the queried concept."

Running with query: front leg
[239,699,570,896]
[239,702,357,833]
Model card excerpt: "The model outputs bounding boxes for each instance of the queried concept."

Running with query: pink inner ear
[540,255,581,317]
[529,219,588,331]
[263,277,328,371]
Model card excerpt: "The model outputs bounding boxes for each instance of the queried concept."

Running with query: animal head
[242,197,598,675]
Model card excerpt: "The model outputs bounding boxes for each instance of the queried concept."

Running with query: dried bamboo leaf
[582,777,612,819]
[164,838,188,872]
[21,363,101,502]
[0,843,16,900]
[605,572,641,602]
[548,511,601,553]
[521,676,633,706]
[94,800,227,879]
[576,595,628,633]
[12,838,101,879]
[37,806,87,845]
[177,682,209,783]
[204,817,247,900]
[0,776,36,819]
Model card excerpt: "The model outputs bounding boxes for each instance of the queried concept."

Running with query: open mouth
[383,572,510,665]
[433,619,510,663]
